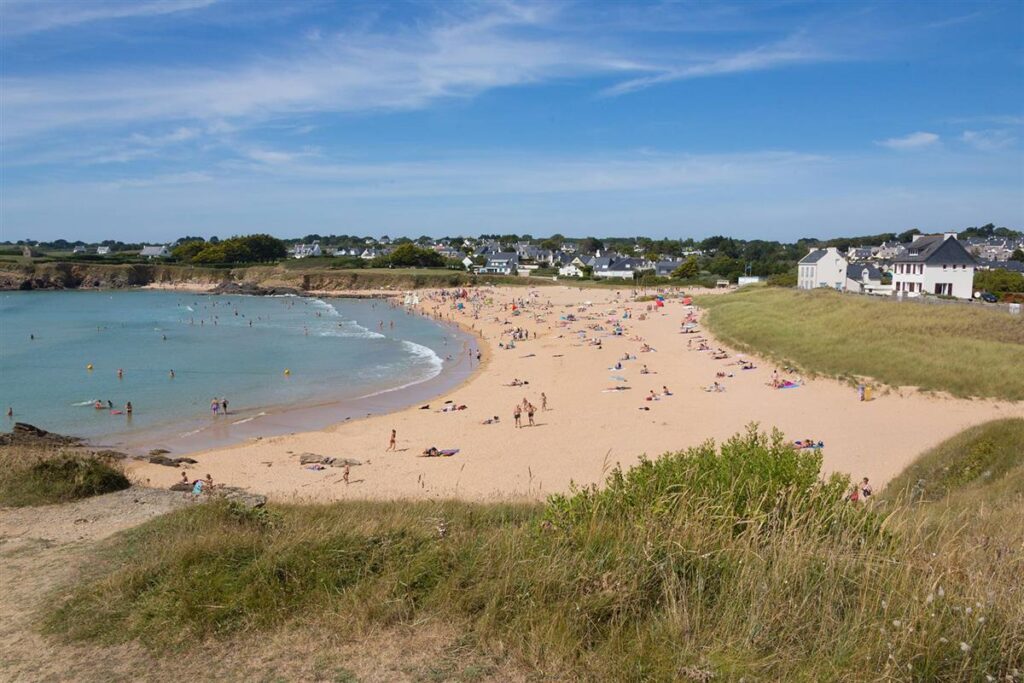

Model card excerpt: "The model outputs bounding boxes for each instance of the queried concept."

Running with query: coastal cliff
[0,261,539,292]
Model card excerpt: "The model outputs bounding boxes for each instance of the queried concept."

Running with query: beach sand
[129,285,1024,502]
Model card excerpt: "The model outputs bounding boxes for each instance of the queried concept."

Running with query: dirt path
[0,489,524,682]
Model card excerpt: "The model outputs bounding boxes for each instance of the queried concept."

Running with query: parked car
[979,292,999,303]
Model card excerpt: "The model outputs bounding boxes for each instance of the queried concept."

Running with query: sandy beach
[129,285,1024,501]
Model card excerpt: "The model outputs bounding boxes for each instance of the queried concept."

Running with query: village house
[797,247,848,290]
[592,256,651,280]
[845,263,887,295]
[292,242,322,258]
[139,245,171,259]
[96,246,111,255]
[479,252,519,275]
[891,233,976,299]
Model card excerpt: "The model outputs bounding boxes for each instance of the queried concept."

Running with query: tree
[172,240,206,262]
[375,243,445,268]
[1011,248,1024,262]
[671,256,700,279]
[580,237,603,254]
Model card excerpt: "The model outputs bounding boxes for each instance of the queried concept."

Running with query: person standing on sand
[527,402,535,426]
[541,393,548,411]
[387,429,397,451]
[513,404,522,428]
[343,462,351,485]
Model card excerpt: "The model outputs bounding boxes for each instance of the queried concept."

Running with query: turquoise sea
[0,291,475,452]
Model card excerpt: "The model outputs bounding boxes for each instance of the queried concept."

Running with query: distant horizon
[2,0,1022,242]
[7,222,1021,248]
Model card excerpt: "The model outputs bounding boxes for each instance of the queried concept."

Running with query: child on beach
[388,429,397,451]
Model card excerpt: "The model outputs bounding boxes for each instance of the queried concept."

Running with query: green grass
[43,425,1024,680]
[884,417,1024,502]
[0,447,130,507]
[699,287,1024,400]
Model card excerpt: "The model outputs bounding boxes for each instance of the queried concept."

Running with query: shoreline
[124,284,1023,503]
[91,291,490,457]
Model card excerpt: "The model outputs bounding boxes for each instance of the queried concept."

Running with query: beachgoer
[861,478,873,498]
[180,471,189,485]
[107,399,113,409]
[211,398,220,416]
[513,404,522,428]
[6,407,11,418]
[387,429,397,451]
[117,368,123,379]
[169,369,175,378]
[221,398,228,414]
[848,485,860,503]
[541,392,548,411]
[343,463,351,485]
[527,403,535,426]
[125,401,132,415]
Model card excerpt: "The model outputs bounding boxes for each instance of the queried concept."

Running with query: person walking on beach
[527,402,536,426]
[221,398,228,415]
[387,429,397,451]
[541,392,548,411]
[211,398,220,416]
[513,404,522,428]
[343,462,351,485]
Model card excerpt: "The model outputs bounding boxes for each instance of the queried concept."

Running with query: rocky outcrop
[0,422,82,447]
[0,262,230,291]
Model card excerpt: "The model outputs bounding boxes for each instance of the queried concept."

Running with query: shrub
[0,451,130,507]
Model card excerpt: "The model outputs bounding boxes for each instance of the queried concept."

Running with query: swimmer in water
[169,369,175,378]
[125,401,133,415]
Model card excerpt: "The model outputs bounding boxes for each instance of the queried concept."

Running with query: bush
[0,451,130,507]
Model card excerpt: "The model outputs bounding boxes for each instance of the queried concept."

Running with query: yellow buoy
[284,369,291,376]
[86,364,94,370]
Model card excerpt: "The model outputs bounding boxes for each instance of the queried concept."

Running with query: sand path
[129,285,1024,502]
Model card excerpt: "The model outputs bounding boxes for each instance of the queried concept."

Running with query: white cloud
[876,131,940,150]
[0,4,847,141]
[960,129,1016,151]
[130,126,201,145]
[0,0,217,36]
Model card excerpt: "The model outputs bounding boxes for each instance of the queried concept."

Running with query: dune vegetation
[43,424,1023,681]
[699,287,1024,401]
[0,446,130,507]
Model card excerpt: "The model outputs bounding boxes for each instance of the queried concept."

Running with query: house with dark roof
[891,232,976,299]
[845,263,887,294]
[797,247,847,290]
[479,252,519,275]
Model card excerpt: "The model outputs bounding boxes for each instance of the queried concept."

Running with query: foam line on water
[358,340,445,399]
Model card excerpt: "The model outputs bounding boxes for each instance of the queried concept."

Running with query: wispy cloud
[0,0,217,36]
[961,129,1017,151]
[0,3,849,141]
[877,131,940,150]
[600,37,827,97]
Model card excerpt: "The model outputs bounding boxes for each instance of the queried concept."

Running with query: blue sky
[2,0,1022,243]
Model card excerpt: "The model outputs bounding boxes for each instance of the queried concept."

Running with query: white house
[139,245,170,259]
[72,245,86,254]
[891,233,976,299]
[797,247,848,290]
[479,252,519,275]
[292,242,322,258]
[845,263,886,294]
[592,257,651,280]
[96,246,111,255]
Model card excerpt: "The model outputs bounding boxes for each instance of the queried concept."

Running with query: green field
[40,423,1024,680]
[699,287,1024,400]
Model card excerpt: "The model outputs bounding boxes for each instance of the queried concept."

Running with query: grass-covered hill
[699,287,1024,401]
[41,422,1024,681]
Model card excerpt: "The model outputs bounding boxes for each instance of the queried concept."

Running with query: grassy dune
[0,446,129,507]
[43,425,1024,680]
[699,287,1024,400]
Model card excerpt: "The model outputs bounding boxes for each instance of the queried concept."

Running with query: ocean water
[0,290,474,450]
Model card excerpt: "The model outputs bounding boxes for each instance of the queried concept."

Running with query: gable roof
[846,264,882,281]
[895,235,976,266]
[799,249,827,264]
